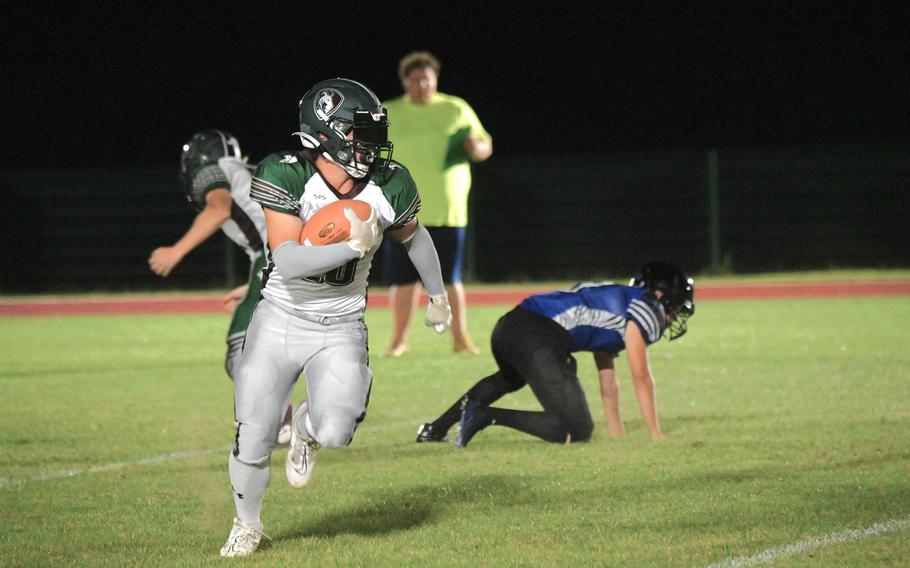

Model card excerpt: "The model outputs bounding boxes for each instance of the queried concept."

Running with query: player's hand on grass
[425,293,452,333]
[148,246,184,277]
[344,207,381,256]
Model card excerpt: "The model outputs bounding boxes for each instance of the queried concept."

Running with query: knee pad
[232,422,273,466]
[312,412,359,448]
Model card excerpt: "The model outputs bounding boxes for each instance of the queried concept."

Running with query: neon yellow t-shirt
[383,92,491,227]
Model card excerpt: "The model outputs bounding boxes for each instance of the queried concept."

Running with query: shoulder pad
[627,293,667,345]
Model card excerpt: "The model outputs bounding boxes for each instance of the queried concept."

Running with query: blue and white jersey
[519,282,666,353]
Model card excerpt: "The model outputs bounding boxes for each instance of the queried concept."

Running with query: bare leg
[385,283,420,356]
[448,282,479,354]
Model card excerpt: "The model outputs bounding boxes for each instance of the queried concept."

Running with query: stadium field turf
[1,276,908,566]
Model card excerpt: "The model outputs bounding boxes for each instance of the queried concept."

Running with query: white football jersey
[216,157,267,261]
[250,152,420,318]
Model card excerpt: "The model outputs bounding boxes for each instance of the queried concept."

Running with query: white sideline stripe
[705,515,910,568]
[0,416,428,490]
[0,447,228,489]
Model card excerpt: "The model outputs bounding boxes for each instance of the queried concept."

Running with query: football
[299,199,374,245]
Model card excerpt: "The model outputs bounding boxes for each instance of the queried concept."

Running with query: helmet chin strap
[321,150,369,178]
[295,129,370,178]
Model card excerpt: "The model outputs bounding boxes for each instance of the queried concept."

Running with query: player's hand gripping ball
[300,200,374,246]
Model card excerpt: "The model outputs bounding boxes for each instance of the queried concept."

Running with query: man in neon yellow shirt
[382,51,493,356]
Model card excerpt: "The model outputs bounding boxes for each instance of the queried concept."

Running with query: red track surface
[1,281,909,317]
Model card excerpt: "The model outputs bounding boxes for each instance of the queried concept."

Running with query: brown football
[299,199,373,245]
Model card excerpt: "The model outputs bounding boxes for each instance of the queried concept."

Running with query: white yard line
[0,416,423,490]
[0,447,229,489]
[705,515,910,568]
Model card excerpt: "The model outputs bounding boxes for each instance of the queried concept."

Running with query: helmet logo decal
[314,89,344,121]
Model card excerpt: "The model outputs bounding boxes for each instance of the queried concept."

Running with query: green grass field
[1,292,909,566]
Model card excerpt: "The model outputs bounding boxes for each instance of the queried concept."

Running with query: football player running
[416,262,694,447]
[148,131,296,443]
[219,78,452,557]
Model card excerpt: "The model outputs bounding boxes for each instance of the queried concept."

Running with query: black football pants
[432,306,594,443]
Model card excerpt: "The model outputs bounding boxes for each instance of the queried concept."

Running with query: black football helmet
[631,261,695,340]
[179,130,242,207]
[295,78,393,179]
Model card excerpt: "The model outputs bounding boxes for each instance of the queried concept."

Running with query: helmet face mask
[179,130,242,208]
[631,261,695,341]
[665,300,693,341]
[296,79,393,178]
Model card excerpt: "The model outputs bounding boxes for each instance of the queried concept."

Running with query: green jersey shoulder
[250,152,317,215]
[371,160,420,228]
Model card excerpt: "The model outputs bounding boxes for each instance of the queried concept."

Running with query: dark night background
[5,4,909,168]
[2,4,909,291]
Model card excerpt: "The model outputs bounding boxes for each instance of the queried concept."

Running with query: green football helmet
[179,130,242,195]
[631,261,695,340]
[295,78,393,178]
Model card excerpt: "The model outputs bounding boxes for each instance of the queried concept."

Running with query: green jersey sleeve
[250,152,314,215]
[374,161,421,229]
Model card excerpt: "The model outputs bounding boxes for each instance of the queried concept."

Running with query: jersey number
[303,259,358,286]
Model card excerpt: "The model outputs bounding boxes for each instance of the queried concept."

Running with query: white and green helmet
[295,78,393,179]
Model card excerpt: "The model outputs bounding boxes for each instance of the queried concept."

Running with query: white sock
[228,452,270,529]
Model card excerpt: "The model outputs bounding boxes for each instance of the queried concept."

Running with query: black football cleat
[416,423,447,443]
[455,397,492,448]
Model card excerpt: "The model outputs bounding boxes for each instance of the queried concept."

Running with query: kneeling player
[417,262,694,447]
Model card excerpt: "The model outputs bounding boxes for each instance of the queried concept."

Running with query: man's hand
[462,137,492,162]
[425,293,452,333]
[148,246,184,277]
[344,207,382,256]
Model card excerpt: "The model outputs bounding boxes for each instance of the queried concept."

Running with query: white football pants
[231,298,372,466]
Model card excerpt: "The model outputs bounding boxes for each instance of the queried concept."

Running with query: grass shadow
[277,473,530,542]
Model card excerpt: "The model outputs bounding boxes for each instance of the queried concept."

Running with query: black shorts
[382,226,465,285]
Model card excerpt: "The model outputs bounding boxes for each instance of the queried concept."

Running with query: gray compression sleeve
[272,240,361,279]
[402,224,446,297]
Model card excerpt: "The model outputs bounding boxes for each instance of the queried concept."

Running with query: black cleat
[455,397,492,448]
[416,423,447,443]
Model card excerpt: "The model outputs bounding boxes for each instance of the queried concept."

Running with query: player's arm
[387,220,444,298]
[383,164,451,332]
[463,137,492,162]
[625,322,663,440]
[388,220,451,332]
[460,101,493,162]
[222,284,249,313]
[594,352,625,437]
[264,208,362,279]
[149,187,232,277]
